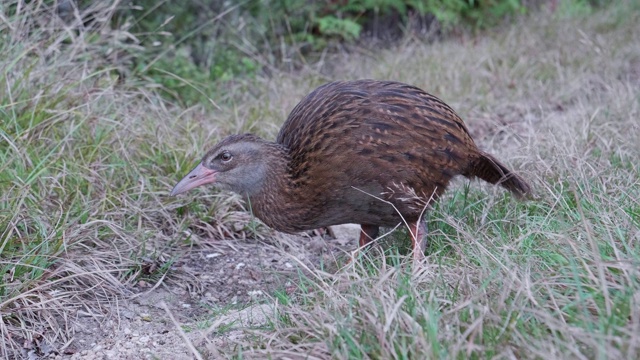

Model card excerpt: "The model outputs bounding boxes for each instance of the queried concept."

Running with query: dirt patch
[29,225,361,359]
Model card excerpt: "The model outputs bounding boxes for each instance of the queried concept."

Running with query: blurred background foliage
[5,0,609,108]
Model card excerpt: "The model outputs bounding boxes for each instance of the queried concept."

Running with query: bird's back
[275,80,484,227]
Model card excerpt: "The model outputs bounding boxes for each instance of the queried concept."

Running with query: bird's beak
[170,163,217,196]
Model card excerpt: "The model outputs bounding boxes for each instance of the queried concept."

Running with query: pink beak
[170,163,217,196]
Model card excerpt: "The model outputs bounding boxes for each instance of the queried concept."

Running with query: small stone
[329,224,361,243]
[524,112,538,123]
[123,328,132,335]
[235,262,245,270]
[121,309,135,319]
[284,262,293,268]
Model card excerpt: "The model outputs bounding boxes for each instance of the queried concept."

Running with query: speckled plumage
[172,80,531,258]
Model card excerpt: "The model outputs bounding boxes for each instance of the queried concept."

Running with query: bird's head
[170,134,281,198]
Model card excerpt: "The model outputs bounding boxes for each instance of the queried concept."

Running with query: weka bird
[171,80,531,260]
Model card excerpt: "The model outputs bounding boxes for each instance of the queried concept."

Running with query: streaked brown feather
[182,79,531,236]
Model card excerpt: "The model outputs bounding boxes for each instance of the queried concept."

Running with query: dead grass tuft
[0,1,271,357]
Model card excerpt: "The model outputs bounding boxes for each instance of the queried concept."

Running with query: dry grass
[215,2,640,358]
[0,1,268,357]
[1,0,639,359]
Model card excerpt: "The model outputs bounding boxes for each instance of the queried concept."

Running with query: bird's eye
[220,152,232,162]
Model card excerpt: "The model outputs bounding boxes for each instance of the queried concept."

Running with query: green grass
[1,0,640,359]
[0,3,261,356]
[249,166,639,358]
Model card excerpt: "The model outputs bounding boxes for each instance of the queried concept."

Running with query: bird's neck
[243,144,306,233]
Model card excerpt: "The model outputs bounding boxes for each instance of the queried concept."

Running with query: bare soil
[30,225,361,359]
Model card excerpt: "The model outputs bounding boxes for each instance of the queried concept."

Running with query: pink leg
[359,224,379,247]
[408,219,428,261]
[341,224,379,265]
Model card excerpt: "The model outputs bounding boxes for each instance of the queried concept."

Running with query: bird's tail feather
[465,152,531,199]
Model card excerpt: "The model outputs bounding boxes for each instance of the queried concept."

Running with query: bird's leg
[408,218,428,262]
[342,224,379,264]
[359,224,379,248]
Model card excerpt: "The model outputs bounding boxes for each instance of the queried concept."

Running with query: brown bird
[171,80,531,260]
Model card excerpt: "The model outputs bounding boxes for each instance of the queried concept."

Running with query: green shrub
[40,0,613,107]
